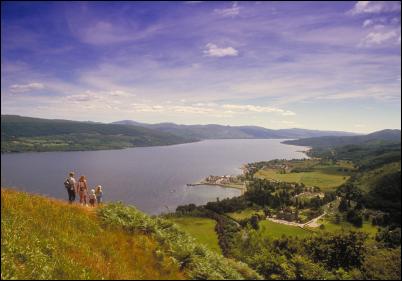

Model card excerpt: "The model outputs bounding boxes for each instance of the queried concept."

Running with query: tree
[263,207,271,217]
[291,255,334,280]
[334,213,341,224]
[361,247,401,280]
[338,197,349,212]
[346,209,363,227]
[249,215,260,230]
[375,227,401,248]
[305,231,367,269]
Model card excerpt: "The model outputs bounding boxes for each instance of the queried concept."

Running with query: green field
[255,162,352,191]
[354,161,401,193]
[167,216,221,254]
[227,209,264,221]
[316,218,380,238]
[258,220,313,239]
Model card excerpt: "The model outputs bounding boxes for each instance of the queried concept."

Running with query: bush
[346,209,363,228]
[98,203,262,280]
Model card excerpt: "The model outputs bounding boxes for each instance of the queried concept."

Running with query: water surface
[1,139,307,214]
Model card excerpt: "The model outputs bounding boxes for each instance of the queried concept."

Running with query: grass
[258,220,313,239]
[167,216,221,254]
[255,162,351,191]
[2,188,261,280]
[1,188,184,280]
[227,209,264,221]
[354,161,401,193]
[309,198,380,237]
[316,217,380,238]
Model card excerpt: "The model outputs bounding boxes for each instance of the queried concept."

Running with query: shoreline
[187,182,246,194]
[2,138,311,154]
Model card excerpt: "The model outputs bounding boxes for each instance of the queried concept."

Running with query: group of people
[64,172,103,207]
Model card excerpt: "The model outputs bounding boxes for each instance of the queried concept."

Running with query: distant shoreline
[188,182,245,190]
[187,182,246,195]
[1,138,311,154]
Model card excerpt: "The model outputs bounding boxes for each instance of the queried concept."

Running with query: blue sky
[1,1,401,133]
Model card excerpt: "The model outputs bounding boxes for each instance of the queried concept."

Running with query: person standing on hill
[89,189,96,207]
[64,172,77,204]
[77,175,89,206]
[95,185,103,205]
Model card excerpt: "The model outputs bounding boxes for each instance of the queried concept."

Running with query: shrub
[97,203,262,280]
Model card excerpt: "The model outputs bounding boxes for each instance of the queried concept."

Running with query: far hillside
[1,115,196,152]
[284,130,401,226]
[113,120,358,140]
[169,137,401,280]
[283,129,401,148]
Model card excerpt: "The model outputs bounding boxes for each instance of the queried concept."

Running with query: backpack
[64,178,73,190]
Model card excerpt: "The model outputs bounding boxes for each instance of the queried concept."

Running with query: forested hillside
[1,115,195,152]
[283,129,401,148]
[169,137,401,280]
[113,120,358,140]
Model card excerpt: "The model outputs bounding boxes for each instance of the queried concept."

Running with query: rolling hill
[112,120,358,140]
[1,115,196,152]
[282,129,401,148]
[1,188,261,280]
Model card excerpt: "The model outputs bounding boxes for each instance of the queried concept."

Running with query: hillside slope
[1,115,196,152]
[113,120,357,139]
[283,129,401,148]
[1,189,261,280]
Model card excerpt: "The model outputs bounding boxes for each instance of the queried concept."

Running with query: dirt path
[303,212,326,228]
[266,211,327,229]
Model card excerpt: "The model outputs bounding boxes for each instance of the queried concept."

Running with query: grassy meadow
[2,188,261,280]
[315,218,379,237]
[255,160,353,191]
[167,216,221,254]
[1,188,183,280]
[258,220,313,239]
[226,209,265,221]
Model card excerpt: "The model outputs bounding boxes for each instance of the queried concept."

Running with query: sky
[1,1,401,133]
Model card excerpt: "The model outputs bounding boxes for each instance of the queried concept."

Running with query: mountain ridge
[1,115,196,153]
[112,119,360,139]
[282,129,401,148]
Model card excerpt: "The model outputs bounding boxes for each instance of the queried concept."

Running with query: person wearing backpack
[77,175,89,206]
[64,172,77,204]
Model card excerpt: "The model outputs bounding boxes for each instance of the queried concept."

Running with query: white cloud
[363,19,373,27]
[65,91,102,103]
[317,86,400,101]
[349,1,401,15]
[222,104,295,116]
[67,17,163,45]
[102,101,297,117]
[360,29,399,46]
[130,103,165,112]
[214,2,240,17]
[203,43,238,57]
[64,89,134,105]
[109,90,135,97]
[9,82,44,93]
